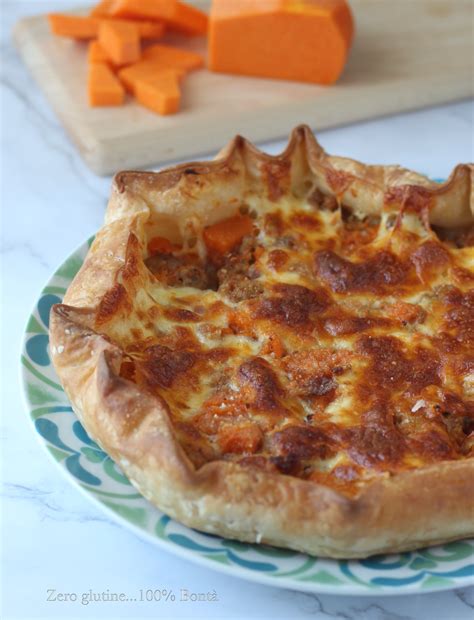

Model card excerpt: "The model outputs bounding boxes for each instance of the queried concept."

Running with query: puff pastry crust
[50,126,474,558]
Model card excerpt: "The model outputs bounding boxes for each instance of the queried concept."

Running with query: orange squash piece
[48,14,100,39]
[88,40,111,66]
[133,20,166,39]
[203,215,253,255]
[142,44,204,70]
[134,70,181,115]
[91,0,167,38]
[111,0,208,35]
[98,20,141,66]
[118,60,185,94]
[48,13,164,41]
[119,44,202,97]
[88,63,125,106]
[208,0,354,85]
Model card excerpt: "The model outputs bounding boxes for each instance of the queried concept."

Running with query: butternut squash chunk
[49,13,165,41]
[111,0,208,35]
[203,215,253,255]
[88,40,110,65]
[133,20,165,39]
[98,20,140,66]
[90,0,166,39]
[134,70,181,115]
[208,0,354,85]
[119,59,185,94]
[142,44,204,70]
[48,14,100,39]
[88,63,125,106]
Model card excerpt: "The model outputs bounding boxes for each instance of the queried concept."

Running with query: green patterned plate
[21,239,474,596]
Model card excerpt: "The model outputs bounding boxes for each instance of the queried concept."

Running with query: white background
[1,2,474,618]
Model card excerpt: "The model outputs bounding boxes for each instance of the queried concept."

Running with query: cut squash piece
[133,20,166,39]
[48,14,100,39]
[111,0,208,35]
[98,20,141,66]
[49,13,164,41]
[142,44,204,70]
[88,63,125,106]
[203,215,254,255]
[134,70,181,115]
[118,59,185,94]
[208,0,354,84]
[88,40,111,65]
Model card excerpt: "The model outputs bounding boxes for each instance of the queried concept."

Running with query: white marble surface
[1,1,474,618]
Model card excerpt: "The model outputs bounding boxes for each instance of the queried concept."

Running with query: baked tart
[50,126,474,558]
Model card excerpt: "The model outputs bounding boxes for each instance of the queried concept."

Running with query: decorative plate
[21,239,474,596]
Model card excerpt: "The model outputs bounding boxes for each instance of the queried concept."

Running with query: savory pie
[50,126,474,558]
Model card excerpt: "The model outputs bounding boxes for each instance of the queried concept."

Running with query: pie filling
[96,187,473,497]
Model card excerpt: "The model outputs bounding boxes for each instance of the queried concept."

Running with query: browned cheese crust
[50,126,474,558]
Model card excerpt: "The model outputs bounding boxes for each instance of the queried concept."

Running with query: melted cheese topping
[96,188,474,497]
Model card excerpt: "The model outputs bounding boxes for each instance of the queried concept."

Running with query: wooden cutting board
[13,0,473,176]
